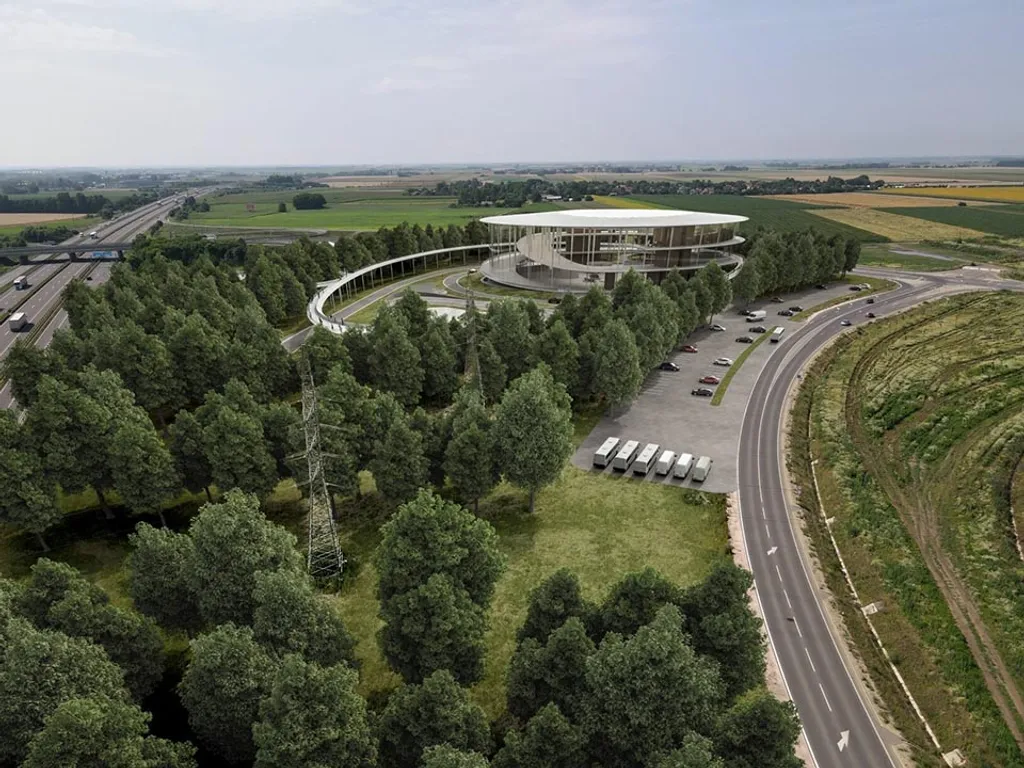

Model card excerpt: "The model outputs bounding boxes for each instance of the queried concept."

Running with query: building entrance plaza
[479,208,747,293]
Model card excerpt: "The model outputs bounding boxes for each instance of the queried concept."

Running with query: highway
[0,197,184,409]
[739,269,1024,767]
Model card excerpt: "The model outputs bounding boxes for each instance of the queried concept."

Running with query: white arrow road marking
[837,730,850,752]
[767,546,778,556]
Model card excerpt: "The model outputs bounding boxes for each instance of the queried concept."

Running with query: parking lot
[571,283,862,493]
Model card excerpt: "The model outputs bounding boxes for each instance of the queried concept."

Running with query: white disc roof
[481,208,747,229]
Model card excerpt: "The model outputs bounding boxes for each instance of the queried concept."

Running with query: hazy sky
[2,0,1021,167]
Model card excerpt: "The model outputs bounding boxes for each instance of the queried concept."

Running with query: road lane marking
[767,546,778,556]
[837,730,850,751]
[765,524,771,538]
[805,646,817,672]
[819,683,833,713]
[775,564,783,582]
[783,589,793,610]
[793,617,803,638]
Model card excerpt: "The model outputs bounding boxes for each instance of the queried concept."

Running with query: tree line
[406,175,884,206]
[0,189,162,217]
[0,223,83,248]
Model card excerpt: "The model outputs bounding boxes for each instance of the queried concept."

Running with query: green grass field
[0,216,96,237]
[2,189,140,202]
[858,245,967,271]
[880,204,1024,239]
[331,468,728,716]
[791,293,1024,766]
[624,194,890,242]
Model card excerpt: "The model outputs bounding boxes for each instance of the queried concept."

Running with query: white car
[710,324,726,331]
[713,357,733,366]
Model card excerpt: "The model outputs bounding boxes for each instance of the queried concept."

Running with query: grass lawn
[331,468,729,716]
[710,333,770,406]
[879,204,1024,239]
[858,245,967,271]
[625,194,888,242]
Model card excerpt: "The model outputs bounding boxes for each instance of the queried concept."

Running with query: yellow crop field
[0,213,92,226]
[761,192,976,208]
[879,186,1024,204]
[809,208,987,241]
[590,194,663,209]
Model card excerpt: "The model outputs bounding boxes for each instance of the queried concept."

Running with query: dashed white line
[783,589,793,609]
[805,646,817,673]
[765,523,771,538]
[775,564,783,582]
[819,683,833,713]
[793,617,804,639]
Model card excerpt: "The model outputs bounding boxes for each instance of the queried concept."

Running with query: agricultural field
[880,204,1024,239]
[1,188,142,202]
[624,194,889,241]
[190,187,562,230]
[792,293,1024,766]
[857,245,967,271]
[808,206,986,241]
[762,192,979,208]
[0,215,96,237]
[879,186,1024,204]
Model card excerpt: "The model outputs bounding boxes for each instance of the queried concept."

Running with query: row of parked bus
[593,437,713,482]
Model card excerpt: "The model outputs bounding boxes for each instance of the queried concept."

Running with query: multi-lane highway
[739,269,1024,767]
[0,197,186,409]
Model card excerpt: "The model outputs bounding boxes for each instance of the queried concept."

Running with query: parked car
[749,325,767,333]
[788,305,804,313]
[736,336,753,344]
[737,308,751,316]
[866,297,875,304]
[849,285,863,292]
[680,345,698,353]
[713,357,733,366]
[840,319,852,327]
[547,296,561,304]
[866,312,876,318]
[778,309,794,317]
[770,296,784,303]
[658,361,680,371]
[710,324,726,331]
[815,283,827,289]
[699,375,720,384]
[691,387,714,397]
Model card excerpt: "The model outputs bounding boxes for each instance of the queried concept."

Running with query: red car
[680,345,698,353]
[699,375,720,385]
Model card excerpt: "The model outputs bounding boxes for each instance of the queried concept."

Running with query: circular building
[480,208,747,293]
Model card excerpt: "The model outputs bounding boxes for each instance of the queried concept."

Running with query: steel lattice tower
[299,356,345,579]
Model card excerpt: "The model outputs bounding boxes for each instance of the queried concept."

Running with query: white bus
[673,453,694,479]
[612,440,640,471]
[593,437,621,468]
[692,456,713,482]
[13,275,28,290]
[632,443,661,475]
[771,326,785,343]
[655,450,677,476]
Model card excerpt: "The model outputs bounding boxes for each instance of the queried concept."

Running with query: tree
[380,573,487,684]
[492,704,585,768]
[0,618,129,764]
[517,568,593,645]
[714,689,801,768]
[444,388,497,511]
[179,624,277,764]
[375,488,505,606]
[592,318,642,409]
[650,734,724,768]
[476,336,507,404]
[731,259,760,306]
[369,309,424,407]
[251,569,356,668]
[597,566,682,639]
[201,402,278,498]
[109,416,181,526]
[292,192,327,210]
[493,367,574,513]
[187,490,303,627]
[674,287,700,341]
[165,312,229,404]
[1,340,57,408]
[168,410,214,500]
[377,670,491,768]
[575,287,613,335]
[23,696,196,768]
[277,201,287,213]
[89,321,181,415]
[253,655,375,768]
[420,317,459,403]
[393,289,432,336]
[506,617,594,722]
[699,262,732,323]
[582,606,724,764]
[303,326,351,385]
[370,411,429,504]
[422,745,491,768]
[535,319,579,393]
[128,524,202,634]
[260,401,301,478]
[690,277,712,326]
[843,237,861,275]
[487,300,534,381]
[0,411,62,550]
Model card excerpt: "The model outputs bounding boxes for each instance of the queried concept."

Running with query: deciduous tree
[168,410,214,500]
[535,319,579,393]
[492,703,585,768]
[0,411,62,550]
[422,745,491,768]
[699,262,732,323]
[506,617,594,722]
[592,318,642,409]
[109,416,180,526]
[444,388,497,511]
[128,523,201,634]
[369,308,423,407]
[714,688,801,768]
[517,568,593,645]
[420,316,459,403]
[369,410,429,504]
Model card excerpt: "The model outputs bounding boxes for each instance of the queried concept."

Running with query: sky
[1,0,1022,167]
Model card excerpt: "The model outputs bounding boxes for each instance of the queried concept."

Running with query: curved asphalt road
[740,270,1024,767]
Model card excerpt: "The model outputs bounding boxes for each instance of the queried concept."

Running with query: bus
[692,456,713,482]
[593,437,621,468]
[632,443,661,475]
[612,440,640,471]
[13,275,28,290]
[771,326,785,343]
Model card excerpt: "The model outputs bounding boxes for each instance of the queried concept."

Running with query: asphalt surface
[740,268,1024,768]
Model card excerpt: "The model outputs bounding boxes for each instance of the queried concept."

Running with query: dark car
[749,325,767,333]
[658,361,680,371]
[691,387,714,397]
[770,296,784,303]
[735,336,754,344]
[547,296,562,304]
[866,312,876,318]
[788,305,804,313]
[699,375,720,385]
[680,345,698,353]
[737,308,751,316]
[849,285,863,292]
[778,309,794,317]
[866,297,875,304]
[815,283,827,289]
